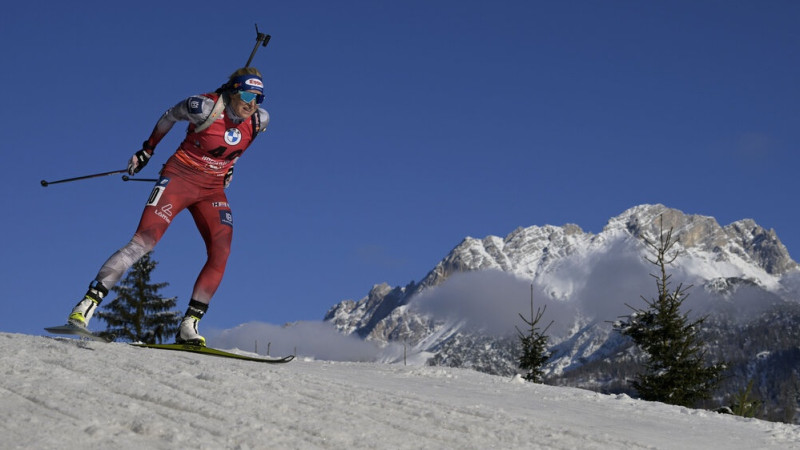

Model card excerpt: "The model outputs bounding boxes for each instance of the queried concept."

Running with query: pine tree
[614,217,726,407]
[95,252,181,344]
[730,379,762,418]
[516,285,553,383]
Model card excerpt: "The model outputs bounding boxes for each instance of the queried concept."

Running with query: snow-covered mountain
[324,204,800,420]
[327,204,797,347]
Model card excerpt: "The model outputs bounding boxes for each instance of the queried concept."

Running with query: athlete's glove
[224,167,234,188]
[127,141,154,175]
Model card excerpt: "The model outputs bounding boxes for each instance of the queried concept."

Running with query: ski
[132,343,295,363]
[44,324,115,343]
[44,325,294,363]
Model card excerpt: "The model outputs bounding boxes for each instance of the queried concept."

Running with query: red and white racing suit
[94,93,269,304]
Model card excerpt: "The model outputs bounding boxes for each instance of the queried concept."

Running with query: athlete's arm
[143,95,217,151]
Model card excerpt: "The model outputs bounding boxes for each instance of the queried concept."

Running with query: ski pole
[41,169,128,187]
[122,175,158,183]
[244,24,271,68]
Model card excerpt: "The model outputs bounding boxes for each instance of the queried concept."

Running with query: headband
[230,74,264,93]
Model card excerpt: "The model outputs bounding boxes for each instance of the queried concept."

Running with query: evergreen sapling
[95,251,181,343]
[614,217,726,407]
[516,285,553,383]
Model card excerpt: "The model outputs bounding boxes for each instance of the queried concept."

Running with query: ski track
[1,332,799,449]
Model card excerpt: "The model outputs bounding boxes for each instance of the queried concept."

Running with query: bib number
[146,177,170,206]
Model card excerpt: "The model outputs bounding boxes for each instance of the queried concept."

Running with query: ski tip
[44,324,78,333]
[44,324,115,343]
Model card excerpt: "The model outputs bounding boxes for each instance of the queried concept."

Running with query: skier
[66,67,269,346]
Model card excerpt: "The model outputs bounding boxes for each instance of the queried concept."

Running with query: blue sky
[3,1,799,337]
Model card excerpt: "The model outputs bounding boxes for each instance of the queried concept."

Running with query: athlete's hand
[127,149,152,175]
[224,167,234,188]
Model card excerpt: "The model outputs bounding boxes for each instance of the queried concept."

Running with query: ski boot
[175,300,208,346]
[68,281,108,328]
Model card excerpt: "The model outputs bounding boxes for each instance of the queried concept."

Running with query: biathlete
[66,67,270,346]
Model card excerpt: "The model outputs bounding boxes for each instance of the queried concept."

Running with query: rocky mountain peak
[604,204,796,275]
[325,204,799,349]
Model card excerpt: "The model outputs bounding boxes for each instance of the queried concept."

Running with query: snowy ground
[1,332,798,449]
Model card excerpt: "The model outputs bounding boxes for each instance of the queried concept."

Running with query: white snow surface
[3,332,799,450]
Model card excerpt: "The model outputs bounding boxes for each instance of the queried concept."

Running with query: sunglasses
[238,90,265,104]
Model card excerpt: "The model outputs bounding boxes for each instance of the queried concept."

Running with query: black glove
[127,142,154,175]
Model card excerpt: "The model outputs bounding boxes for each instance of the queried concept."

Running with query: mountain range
[324,204,800,422]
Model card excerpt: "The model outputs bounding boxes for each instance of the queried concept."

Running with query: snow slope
[2,332,798,449]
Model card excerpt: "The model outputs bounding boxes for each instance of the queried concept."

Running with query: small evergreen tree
[730,379,762,418]
[614,217,726,407]
[516,285,553,383]
[95,252,181,343]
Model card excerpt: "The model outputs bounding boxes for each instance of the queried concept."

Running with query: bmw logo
[224,128,242,145]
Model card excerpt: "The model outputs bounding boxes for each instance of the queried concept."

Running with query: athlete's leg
[70,176,192,327]
[186,195,233,304]
[94,175,193,290]
[174,192,232,344]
